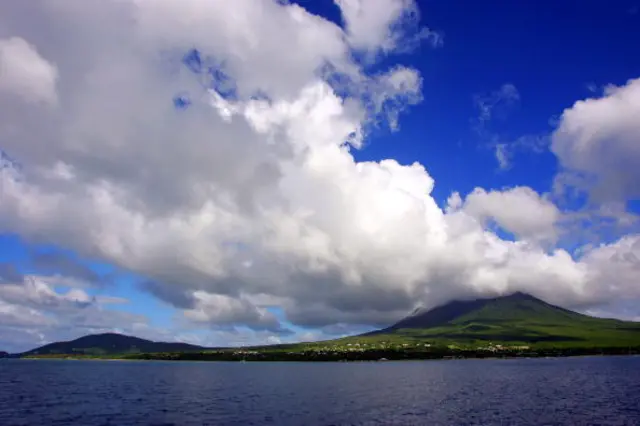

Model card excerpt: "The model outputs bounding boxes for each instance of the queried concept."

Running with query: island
[13,293,640,362]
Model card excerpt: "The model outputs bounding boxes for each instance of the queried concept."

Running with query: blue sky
[1,0,639,352]
[358,0,640,198]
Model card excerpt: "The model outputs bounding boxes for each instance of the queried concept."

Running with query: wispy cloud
[472,83,520,130]
[472,84,550,170]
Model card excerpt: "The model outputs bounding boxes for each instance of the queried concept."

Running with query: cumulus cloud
[455,187,561,244]
[0,36,58,105]
[0,273,151,352]
[184,291,283,332]
[0,0,639,348]
[552,77,640,202]
[1,275,92,310]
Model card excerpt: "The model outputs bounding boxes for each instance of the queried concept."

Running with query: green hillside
[334,292,640,349]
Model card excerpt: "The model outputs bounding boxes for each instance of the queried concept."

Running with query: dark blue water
[1,356,639,425]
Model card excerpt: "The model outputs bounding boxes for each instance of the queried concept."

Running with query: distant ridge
[20,332,209,357]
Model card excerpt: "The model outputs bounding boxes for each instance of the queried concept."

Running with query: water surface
[1,356,639,425]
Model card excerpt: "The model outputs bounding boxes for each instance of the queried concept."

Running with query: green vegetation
[18,293,640,362]
[352,292,640,349]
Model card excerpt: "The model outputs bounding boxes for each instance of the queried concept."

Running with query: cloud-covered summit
[0,0,639,350]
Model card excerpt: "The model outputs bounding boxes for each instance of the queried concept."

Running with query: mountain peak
[505,291,538,300]
[351,288,640,347]
[358,291,640,346]
[375,292,554,333]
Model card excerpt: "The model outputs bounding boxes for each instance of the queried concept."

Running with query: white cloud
[494,144,511,170]
[0,36,58,105]
[0,275,92,309]
[184,291,282,331]
[0,0,638,346]
[493,134,549,171]
[171,327,339,349]
[0,274,154,352]
[456,186,561,244]
[471,83,532,170]
[0,273,336,353]
[552,77,640,202]
[578,235,640,302]
[371,66,423,130]
[335,0,441,55]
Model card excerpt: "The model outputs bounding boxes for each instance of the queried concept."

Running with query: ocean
[1,356,639,425]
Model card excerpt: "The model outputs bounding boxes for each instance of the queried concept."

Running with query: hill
[349,292,640,348]
[20,333,209,357]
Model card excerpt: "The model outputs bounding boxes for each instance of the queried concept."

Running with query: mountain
[20,333,209,357]
[358,292,640,347]
[16,293,640,359]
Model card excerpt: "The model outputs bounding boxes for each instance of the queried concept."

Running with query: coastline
[17,346,640,363]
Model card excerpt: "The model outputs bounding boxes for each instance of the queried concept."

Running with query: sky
[1,0,639,353]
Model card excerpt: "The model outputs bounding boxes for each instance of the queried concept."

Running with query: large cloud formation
[552,78,640,203]
[0,0,639,348]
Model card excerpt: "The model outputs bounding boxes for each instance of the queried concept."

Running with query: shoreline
[15,347,640,363]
